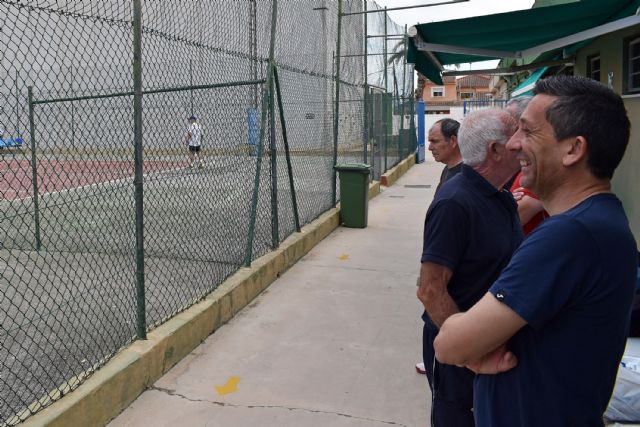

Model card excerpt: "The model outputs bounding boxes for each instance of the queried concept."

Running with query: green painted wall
[574,25,640,242]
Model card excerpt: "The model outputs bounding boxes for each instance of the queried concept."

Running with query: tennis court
[0,0,415,424]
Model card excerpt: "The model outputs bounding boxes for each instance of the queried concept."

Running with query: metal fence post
[332,0,343,205]
[269,60,278,250]
[189,58,194,116]
[273,66,301,232]
[70,64,76,149]
[27,86,41,251]
[383,94,388,171]
[399,25,407,159]
[15,70,20,135]
[363,0,368,166]
[383,8,388,172]
[245,0,278,266]
[132,0,146,340]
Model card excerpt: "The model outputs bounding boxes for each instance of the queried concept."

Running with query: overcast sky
[373,0,535,70]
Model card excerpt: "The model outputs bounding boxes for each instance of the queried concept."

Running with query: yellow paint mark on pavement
[338,254,349,261]
[215,376,241,395]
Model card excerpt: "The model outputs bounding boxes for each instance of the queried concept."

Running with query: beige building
[489,75,510,100]
[571,23,640,239]
[421,75,458,103]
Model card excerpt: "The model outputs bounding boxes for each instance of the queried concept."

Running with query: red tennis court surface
[0,159,188,201]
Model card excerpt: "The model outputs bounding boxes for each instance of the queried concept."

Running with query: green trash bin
[334,163,371,228]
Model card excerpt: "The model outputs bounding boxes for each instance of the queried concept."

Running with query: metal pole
[410,67,416,153]
[15,71,20,137]
[400,25,408,158]
[273,66,300,232]
[383,7,388,93]
[33,80,265,105]
[189,59,194,116]
[332,0,343,205]
[70,64,76,149]
[383,97,388,171]
[250,0,258,107]
[245,0,278,266]
[132,0,146,340]
[363,0,368,166]
[383,8,388,171]
[27,86,41,251]
[269,62,278,250]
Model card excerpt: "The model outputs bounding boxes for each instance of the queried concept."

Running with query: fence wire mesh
[0,0,415,424]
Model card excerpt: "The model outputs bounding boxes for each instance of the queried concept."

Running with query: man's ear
[562,136,588,167]
[488,141,502,161]
[449,135,458,147]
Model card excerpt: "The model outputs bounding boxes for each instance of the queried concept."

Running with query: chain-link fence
[0,1,416,424]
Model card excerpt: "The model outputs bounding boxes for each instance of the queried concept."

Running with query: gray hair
[505,96,532,120]
[458,109,517,167]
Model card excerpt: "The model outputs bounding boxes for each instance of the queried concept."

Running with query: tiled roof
[457,75,491,88]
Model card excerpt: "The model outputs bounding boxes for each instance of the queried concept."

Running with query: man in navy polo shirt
[417,108,523,426]
[434,75,637,426]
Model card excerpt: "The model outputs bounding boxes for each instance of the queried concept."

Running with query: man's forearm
[423,292,459,327]
[417,262,458,327]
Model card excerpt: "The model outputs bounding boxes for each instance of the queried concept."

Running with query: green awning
[512,66,549,97]
[408,0,640,85]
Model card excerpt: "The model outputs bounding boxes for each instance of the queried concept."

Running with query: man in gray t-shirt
[185,115,203,169]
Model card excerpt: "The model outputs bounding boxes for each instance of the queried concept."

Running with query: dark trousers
[423,315,475,427]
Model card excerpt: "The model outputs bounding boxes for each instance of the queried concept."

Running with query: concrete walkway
[109,160,441,427]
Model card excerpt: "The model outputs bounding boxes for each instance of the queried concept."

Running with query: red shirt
[510,172,548,236]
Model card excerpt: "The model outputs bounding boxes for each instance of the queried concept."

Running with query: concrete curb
[380,154,416,187]
[20,163,411,427]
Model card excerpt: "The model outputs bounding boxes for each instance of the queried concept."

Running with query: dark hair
[533,75,630,180]
[188,115,197,121]
[435,118,460,140]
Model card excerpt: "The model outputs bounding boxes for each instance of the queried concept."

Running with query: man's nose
[506,129,522,151]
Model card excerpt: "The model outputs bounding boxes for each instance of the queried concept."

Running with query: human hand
[465,344,518,374]
[511,187,525,202]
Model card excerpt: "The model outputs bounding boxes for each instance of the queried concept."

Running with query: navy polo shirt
[421,164,523,314]
[475,194,637,427]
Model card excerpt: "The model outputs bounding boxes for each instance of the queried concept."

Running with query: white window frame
[628,37,640,93]
[431,86,445,97]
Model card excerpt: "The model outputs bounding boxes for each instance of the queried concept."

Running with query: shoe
[416,362,426,375]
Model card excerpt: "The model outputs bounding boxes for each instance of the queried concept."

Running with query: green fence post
[15,71,20,138]
[132,0,146,340]
[399,25,407,159]
[273,66,301,232]
[332,0,343,205]
[245,0,278,266]
[383,94,388,172]
[383,7,388,93]
[269,61,278,250]
[189,58,194,116]
[383,8,388,172]
[410,66,416,153]
[70,64,76,149]
[27,86,41,251]
[363,0,368,166]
